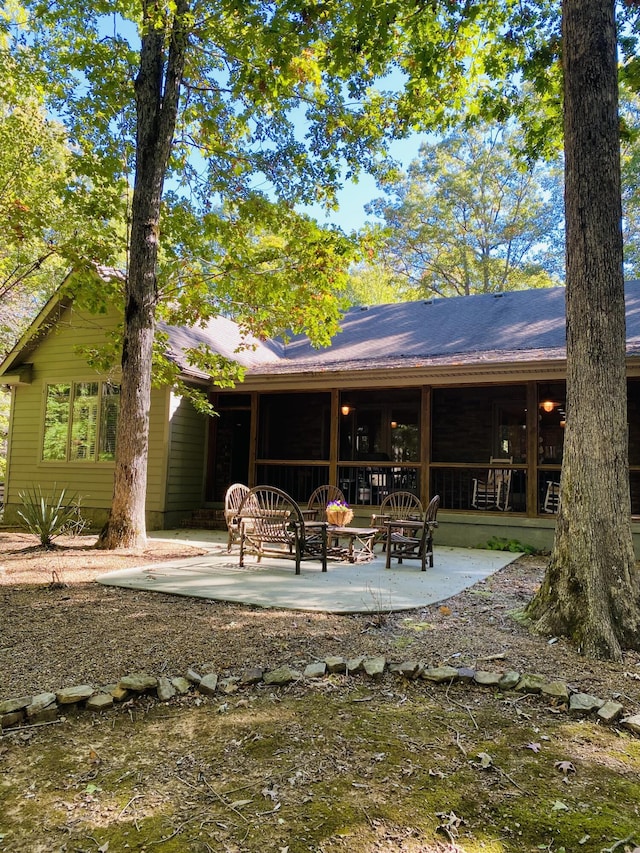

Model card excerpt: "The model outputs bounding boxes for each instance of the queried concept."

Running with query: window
[42,381,120,462]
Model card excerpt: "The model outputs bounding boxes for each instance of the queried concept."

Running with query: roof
[5,280,640,384]
[163,282,640,378]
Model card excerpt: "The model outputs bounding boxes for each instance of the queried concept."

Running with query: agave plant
[17,484,87,548]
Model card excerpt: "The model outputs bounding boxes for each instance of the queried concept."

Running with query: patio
[96,529,520,614]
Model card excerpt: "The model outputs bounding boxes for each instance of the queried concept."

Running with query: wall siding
[164,393,207,511]
[4,303,177,528]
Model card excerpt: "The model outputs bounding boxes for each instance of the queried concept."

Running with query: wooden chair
[305,484,346,521]
[238,486,328,574]
[543,480,560,513]
[471,457,513,511]
[224,483,250,552]
[385,495,440,571]
[370,491,424,547]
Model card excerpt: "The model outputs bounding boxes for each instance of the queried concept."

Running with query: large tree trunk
[97,2,188,550]
[528,0,640,659]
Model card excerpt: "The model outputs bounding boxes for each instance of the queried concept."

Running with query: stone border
[1,658,639,736]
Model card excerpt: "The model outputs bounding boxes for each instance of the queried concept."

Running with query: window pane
[42,384,70,460]
[98,383,120,461]
[70,382,99,461]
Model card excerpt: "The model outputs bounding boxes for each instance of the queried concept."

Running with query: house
[3,282,640,552]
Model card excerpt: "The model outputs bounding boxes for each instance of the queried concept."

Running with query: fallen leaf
[475,751,493,769]
[525,742,541,753]
[439,605,452,616]
[551,800,569,811]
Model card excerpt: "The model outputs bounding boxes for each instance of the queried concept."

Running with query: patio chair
[370,491,424,548]
[385,495,440,571]
[543,480,560,514]
[471,457,513,511]
[224,483,250,552]
[238,486,328,574]
[305,484,346,521]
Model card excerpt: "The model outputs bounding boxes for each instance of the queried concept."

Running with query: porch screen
[258,392,331,460]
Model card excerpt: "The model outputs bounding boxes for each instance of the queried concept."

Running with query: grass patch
[0,686,638,852]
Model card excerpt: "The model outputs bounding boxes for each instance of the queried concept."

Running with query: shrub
[478,536,538,555]
[17,484,87,547]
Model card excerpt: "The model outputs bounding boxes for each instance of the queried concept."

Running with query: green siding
[3,303,184,529]
[164,392,207,511]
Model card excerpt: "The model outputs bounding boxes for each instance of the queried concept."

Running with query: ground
[1,532,640,853]
[1,531,639,698]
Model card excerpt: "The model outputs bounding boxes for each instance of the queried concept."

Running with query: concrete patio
[95,529,521,614]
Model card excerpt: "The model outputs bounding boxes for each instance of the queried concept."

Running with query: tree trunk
[528,0,640,659]
[97,2,189,550]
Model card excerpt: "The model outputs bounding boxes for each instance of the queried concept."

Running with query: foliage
[365,122,564,299]
[479,536,538,555]
[17,484,87,548]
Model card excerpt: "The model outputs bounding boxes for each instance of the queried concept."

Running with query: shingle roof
[163,282,640,378]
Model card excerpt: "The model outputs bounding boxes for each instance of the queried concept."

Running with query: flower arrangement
[326,500,354,526]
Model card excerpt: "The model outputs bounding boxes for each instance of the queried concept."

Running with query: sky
[303,133,425,233]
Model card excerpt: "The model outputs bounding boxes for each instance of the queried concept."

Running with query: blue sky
[303,134,422,232]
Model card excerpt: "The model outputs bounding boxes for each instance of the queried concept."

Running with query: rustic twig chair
[543,480,560,514]
[370,491,424,548]
[471,457,513,511]
[224,483,250,552]
[385,495,440,571]
[238,486,328,574]
[305,484,346,521]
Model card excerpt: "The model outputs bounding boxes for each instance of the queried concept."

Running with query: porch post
[329,388,339,486]
[248,391,258,487]
[526,381,539,516]
[420,385,431,504]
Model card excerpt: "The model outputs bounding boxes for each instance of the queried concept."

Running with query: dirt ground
[2,530,640,704]
[2,531,640,853]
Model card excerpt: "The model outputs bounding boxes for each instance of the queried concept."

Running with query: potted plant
[326,500,354,526]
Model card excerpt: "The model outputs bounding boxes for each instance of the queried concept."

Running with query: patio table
[327,526,378,563]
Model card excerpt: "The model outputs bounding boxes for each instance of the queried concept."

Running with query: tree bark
[528,0,640,659]
[97,1,189,549]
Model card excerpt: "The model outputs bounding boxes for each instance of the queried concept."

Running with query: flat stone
[0,696,31,715]
[28,706,58,724]
[26,692,57,718]
[457,667,476,683]
[324,656,346,674]
[171,677,191,694]
[110,685,129,702]
[186,668,203,684]
[474,671,502,687]
[392,661,422,679]
[240,667,264,685]
[157,677,176,702]
[56,685,95,705]
[363,656,386,679]
[263,666,302,686]
[198,673,219,695]
[569,692,605,713]
[1,710,24,728]
[346,656,365,674]
[119,673,158,692]
[498,671,521,690]
[597,700,624,723]
[421,665,459,683]
[541,681,570,702]
[515,674,547,694]
[86,693,114,711]
[304,661,327,679]
[621,713,640,734]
